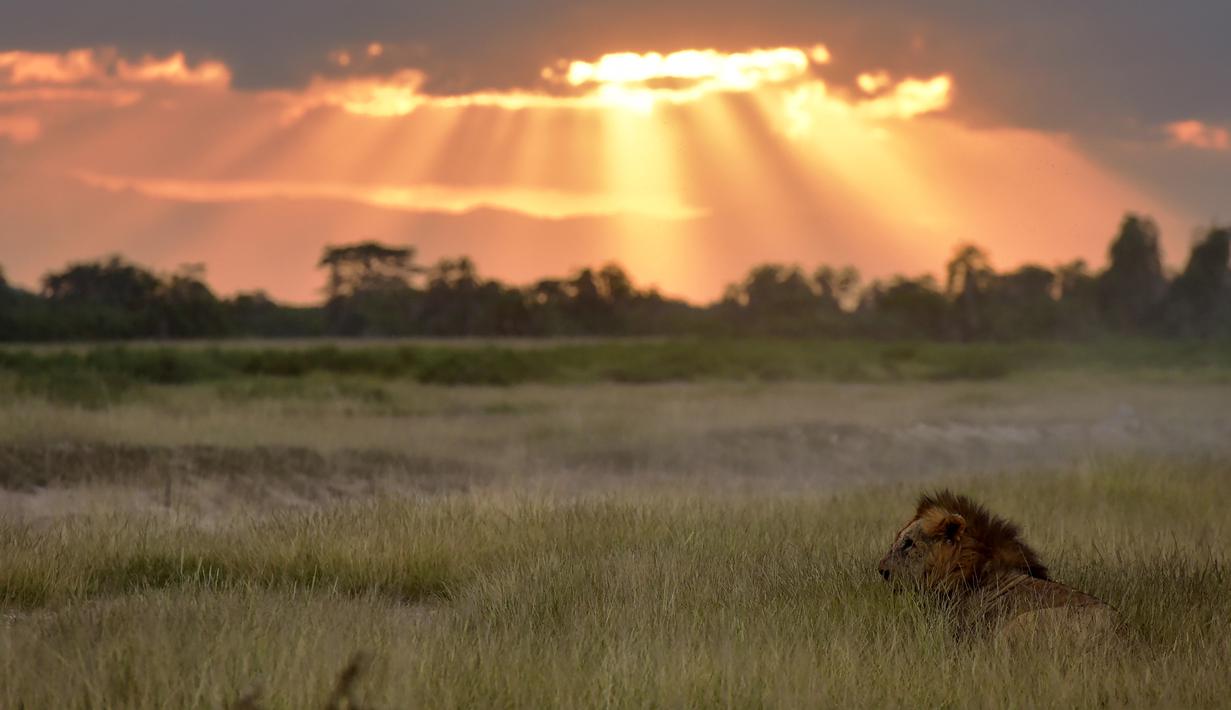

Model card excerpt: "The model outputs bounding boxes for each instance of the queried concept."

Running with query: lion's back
[995,602,1123,648]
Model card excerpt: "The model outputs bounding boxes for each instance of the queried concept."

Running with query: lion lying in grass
[878,490,1121,644]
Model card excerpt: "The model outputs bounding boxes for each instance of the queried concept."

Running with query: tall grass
[3,460,1229,708]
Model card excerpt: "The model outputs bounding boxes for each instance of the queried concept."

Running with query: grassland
[3,462,1230,708]
[1,339,1229,707]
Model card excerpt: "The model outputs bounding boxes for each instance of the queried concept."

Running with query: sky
[1,1,1229,303]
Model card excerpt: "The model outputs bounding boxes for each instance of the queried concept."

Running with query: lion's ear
[941,514,965,542]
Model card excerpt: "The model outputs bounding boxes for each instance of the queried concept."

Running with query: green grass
[3,338,1231,407]
[3,459,1229,708]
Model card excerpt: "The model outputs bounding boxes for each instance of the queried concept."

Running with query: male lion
[877,490,1121,644]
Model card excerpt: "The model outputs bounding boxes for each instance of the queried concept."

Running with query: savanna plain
[1,340,1230,708]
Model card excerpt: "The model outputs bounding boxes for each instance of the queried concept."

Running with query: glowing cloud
[552,46,827,112]
[279,70,589,120]
[0,114,40,143]
[282,44,951,121]
[115,52,230,87]
[856,71,891,94]
[72,171,706,221]
[781,73,952,138]
[1166,120,1230,151]
[855,75,952,120]
[0,50,102,85]
[561,46,820,86]
[0,49,229,88]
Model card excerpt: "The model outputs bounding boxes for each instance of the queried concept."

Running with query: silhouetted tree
[813,265,860,312]
[1163,227,1231,336]
[863,276,948,339]
[1053,260,1102,336]
[153,264,226,337]
[990,265,1058,338]
[8,210,1230,342]
[418,257,523,334]
[40,256,163,337]
[318,241,420,335]
[1099,215,1166,331]
[226,291,325,337]
[945,245,995,340]
[43,256,161,310]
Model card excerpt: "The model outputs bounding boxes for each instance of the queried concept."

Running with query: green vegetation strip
[2,339,1230,405]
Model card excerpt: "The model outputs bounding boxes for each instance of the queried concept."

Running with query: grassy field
[3,462,1230,708]
[2,339,1229,707]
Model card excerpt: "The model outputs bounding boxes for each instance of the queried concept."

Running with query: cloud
[72,171,706,221]
[281,45,951,120]
[856,71,890,94]
[1166,120,1230,151]
[115,52,231,86]
[855,75,952,120]
[0,49,103,85]
[0,48,229,110]
[0,114,40,143]
[557,46,822,87]
[278,68,616,120]
[781,73,952,138]
[0,48,229,88]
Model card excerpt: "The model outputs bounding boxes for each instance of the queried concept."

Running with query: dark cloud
[2,1,1229,135]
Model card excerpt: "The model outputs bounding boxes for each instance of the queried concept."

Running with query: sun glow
[73,171,705,221]
[0,42,1192,303]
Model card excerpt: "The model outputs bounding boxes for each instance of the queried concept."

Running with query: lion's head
[878,490,1049,593]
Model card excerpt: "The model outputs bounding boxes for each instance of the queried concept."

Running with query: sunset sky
[2,2,1229,303]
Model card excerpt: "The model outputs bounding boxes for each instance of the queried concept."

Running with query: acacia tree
[319,242,419,299]
[318,241,421,335]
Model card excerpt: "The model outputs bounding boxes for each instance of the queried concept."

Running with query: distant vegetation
[3,339,1229,408]
[2,213,1229,341]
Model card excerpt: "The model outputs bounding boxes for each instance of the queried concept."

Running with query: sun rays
[0,43,1196,302]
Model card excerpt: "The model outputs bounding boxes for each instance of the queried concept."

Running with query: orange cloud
[0,48,229,89]
[781,74,952,138]
[549,46,828,112]
[282,44,951,122]
[279,70,576,120]
[856,71,891,94]
[561,46,821,86]
[1166,120,1230,151]
[0,114,40,143]
[72,171,706,221]
[0,49,103,85]
[855,74,952,119]
[115,52,230,87]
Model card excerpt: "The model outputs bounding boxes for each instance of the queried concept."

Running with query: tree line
[2,214,1228,341]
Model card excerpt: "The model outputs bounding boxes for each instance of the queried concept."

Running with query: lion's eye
[901,538,914,550]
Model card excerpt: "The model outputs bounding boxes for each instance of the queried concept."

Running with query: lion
[877,490,1122,644]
